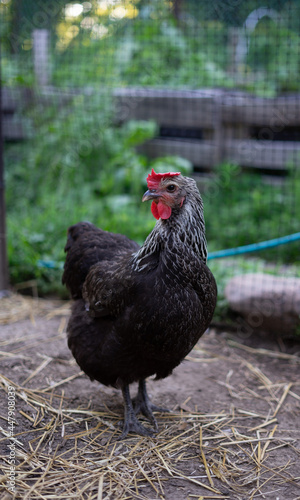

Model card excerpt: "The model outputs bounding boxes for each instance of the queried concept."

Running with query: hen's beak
[142,189,160,202]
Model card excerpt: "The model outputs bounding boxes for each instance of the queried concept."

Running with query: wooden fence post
[0,53,9,291]
[228,27,246,75]
[33,29,51,86]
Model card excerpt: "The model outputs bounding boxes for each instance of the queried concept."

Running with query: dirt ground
[0,297,299,499]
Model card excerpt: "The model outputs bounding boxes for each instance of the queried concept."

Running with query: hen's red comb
[146,169,181,189]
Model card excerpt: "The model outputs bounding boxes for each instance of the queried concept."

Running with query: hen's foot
[119,385,155,440]
[118,414,154,440]
[133,380,170,431]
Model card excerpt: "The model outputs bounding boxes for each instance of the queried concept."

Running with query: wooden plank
[115,88,300,127]
[221,95,300,126]
[139,139,219,168]
[114,88,222,128]
[224,140,300,169]
[114,87,224,100]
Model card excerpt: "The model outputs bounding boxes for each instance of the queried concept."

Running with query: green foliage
[203,163,300,263]
[52,37,120,87]
[1,54,34,87]
[150,156,192,176]
[5,94,192,293]
[247,20,300,93]
[117,19,232,88]
[3,0,300,94]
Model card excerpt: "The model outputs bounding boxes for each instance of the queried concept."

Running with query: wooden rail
[114,88,300,170]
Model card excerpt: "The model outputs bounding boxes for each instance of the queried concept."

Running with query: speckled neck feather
[132,177,207,272]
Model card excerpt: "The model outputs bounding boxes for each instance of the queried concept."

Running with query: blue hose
[38,231,300,269]
[207,231,300,260]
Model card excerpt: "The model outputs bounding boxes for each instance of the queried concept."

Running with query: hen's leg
[133,379,169,431]
[119,385,154,439]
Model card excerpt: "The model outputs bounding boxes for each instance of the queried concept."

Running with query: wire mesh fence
[1,0,300,332]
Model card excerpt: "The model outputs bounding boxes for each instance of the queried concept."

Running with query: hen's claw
[133,380,170,431]
[118,416,154,440]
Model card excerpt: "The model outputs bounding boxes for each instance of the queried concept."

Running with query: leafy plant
[203,162,300,263]
[5,93,193,293]
[247,20,300,94]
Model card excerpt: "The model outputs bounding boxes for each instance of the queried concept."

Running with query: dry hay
[1,366,299,498]
[1,374,299,499]
[0,291,70,326]
[0,300,300,499]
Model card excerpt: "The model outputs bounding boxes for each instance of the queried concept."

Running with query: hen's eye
[166,184,176,192]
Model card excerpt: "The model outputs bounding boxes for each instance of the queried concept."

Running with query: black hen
[62,170,217,438]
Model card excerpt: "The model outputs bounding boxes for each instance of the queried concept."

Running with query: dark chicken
[62,170,217,438]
